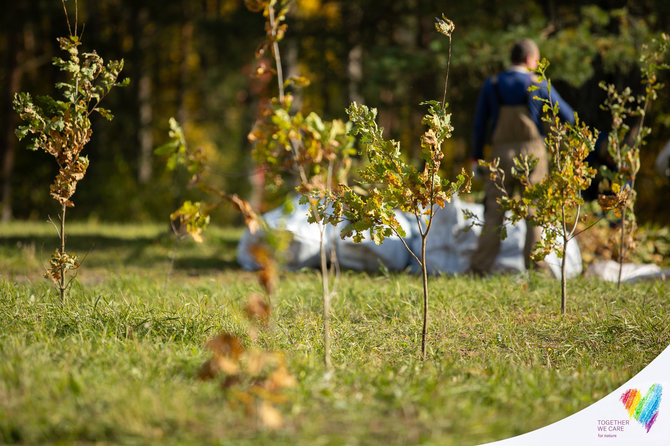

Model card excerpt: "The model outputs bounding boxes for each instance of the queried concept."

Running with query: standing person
[468,38,575,275]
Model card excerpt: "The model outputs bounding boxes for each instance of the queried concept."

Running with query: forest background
[2,0,670,226]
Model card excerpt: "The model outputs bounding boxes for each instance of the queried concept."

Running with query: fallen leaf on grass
[206,332,244,360]
[198,332,245,380]
[259,401,283,429]
[244,293,271,325]
[197,359,219,381]
[267,363,296,391]
[246,351,274,376]
[215,356,241,375]
[249,243,278,296]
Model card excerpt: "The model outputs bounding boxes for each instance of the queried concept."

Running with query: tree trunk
[347,44,363,105]
[137,73,153,183]
[59,204,67,303]
[285,39,302,111]
[1,3,23,222]
[617,206,627,289]
[319,225,332,370]
[560,202,568,315]
[136,8,153,184]
[171,15,194,212]
[561,234,567,315]
[176,19,193,128]
[420,234,429,360]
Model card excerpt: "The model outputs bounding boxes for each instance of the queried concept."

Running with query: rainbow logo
[620,384,663,433]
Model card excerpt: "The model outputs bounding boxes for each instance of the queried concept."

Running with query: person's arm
[472,79,492,162]
[550,87,575,124]
[532,80,575,124]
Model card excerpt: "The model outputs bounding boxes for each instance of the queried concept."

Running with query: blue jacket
[472,66,575,160]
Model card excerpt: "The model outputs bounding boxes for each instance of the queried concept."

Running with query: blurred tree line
[1,0,669,225]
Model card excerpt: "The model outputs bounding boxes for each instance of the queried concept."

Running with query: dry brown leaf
[206,332,244,360]
[197,358,219,381]
[422,129,438,147]
[244,293,271,325]
[258,401,283,429]
[228,194,261,234]
[258,268,277,296]
[249,243,278,295]
[598,193,623,211]
[234,390,254,407]
[221,375,241,390]
[245,351,274,376]
[267,364,296,391]
[215,356,241,375]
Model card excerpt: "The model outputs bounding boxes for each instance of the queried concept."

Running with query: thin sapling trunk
[338,16,470,360]
[13,3,126,301]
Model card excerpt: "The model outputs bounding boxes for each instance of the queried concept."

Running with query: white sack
[238,196,414,272]
[407,196,582,278]
[236,196,324,270]
[335,210,413,272]
[237,195,583,279]
[585,260,668,282]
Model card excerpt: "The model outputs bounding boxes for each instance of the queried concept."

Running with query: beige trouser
[470,105,548,273]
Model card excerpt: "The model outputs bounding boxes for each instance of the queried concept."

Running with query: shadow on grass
[172,256,240,271]
[0,232,242,272]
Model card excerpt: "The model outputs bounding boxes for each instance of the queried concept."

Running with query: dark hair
[511,39,539,65]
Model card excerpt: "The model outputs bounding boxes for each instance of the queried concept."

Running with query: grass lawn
[1,221,668,445]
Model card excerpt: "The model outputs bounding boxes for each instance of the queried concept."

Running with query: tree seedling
[13,2,127,302]
[335,16,471,360]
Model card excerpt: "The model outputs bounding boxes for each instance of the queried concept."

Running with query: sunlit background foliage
[2,0,669,224]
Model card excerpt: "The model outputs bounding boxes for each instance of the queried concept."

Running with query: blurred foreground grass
[1,221,668,445]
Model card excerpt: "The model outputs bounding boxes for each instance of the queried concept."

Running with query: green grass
[1,221,669,445]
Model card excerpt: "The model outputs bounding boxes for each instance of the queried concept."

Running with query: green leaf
[15,127,30,141]
[96,108,114,121]
[155,140,180,156]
